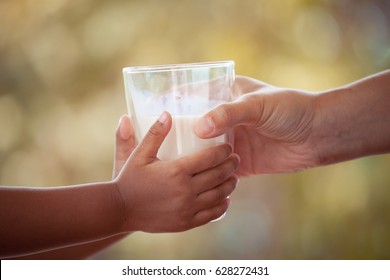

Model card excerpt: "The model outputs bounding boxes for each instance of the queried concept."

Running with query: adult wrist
[311,85,369,166]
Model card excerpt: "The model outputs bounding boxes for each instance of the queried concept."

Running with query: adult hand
[194,76,319,176]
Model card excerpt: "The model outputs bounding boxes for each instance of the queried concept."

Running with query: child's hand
[115,112,239,233]
[113,115,137,179]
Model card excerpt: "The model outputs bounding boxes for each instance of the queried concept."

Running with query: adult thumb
[133,111,172,159]
[194,97,260,138]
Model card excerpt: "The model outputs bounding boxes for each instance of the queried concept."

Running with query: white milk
[137,115,227,160]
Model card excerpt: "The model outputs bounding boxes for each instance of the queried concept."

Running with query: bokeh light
[1,0,389,259]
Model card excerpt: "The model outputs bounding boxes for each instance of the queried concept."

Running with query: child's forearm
[312,70,390,165]
[0,181,125,258]
[10,233,129,259]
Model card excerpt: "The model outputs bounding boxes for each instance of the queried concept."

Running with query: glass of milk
[123,61,235,160]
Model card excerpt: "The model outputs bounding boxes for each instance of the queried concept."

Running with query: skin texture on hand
[195,76,318,175]
[115,111,239,232]
[1,112,239,259]
[195,71,390,175]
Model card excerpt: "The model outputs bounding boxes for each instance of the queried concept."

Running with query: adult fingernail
[119,116,131,140]
[195,116,214,136]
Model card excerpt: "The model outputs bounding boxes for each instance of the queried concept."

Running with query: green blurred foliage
[0,0,389,259]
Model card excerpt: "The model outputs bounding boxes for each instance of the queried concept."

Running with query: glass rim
[123,60,234,74]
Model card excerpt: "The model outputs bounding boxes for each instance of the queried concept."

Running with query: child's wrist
[109,179,130,234]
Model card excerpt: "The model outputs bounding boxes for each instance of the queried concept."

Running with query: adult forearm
[0,182,125,258]
[313,70,390,165]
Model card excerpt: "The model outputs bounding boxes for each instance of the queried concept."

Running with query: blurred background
[1,0,389,259]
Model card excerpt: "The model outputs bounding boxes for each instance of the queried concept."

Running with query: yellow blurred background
[1,0,389,259]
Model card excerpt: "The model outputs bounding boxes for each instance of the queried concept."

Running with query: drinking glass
[123,61,235,160]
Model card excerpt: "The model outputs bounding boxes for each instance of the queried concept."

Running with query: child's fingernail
[195,116,214,136]
[232,174,240,184]
[226,198,231,206]
[119,116,131,140]
[157,111,168,124]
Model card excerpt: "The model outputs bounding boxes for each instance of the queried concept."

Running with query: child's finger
[192,154,239,194]
[113,115,137,179]
[132,111,172,161]
[195,176,237,211]
[191,199,231,227]
[177,144,233,175]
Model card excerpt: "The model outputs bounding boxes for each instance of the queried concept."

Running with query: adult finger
[194,96,263,138]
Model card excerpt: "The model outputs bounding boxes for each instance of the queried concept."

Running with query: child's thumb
[133,111,171,160]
